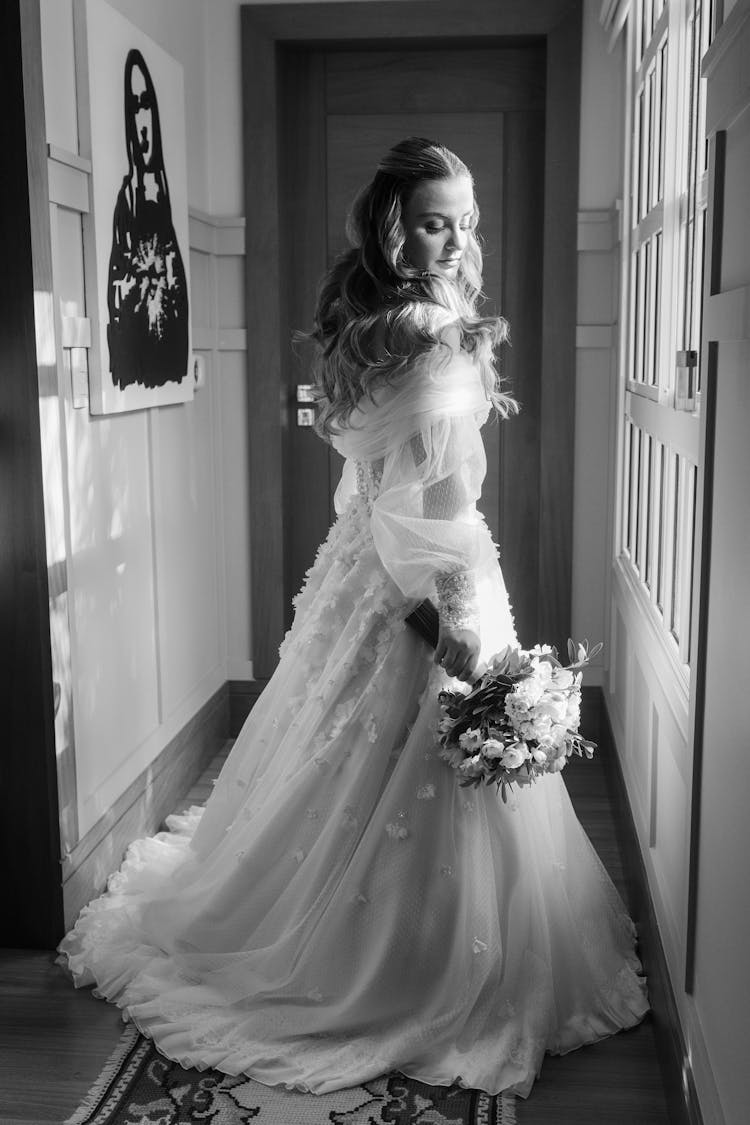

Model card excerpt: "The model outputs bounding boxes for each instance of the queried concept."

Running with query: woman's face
[402,174,475,279]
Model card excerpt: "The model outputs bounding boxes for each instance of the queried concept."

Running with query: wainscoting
[61,683,230,931]
[590,686,703,1125]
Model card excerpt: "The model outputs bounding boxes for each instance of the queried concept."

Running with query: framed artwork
[74,0,193,413]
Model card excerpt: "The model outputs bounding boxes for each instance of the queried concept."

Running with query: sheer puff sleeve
[331,348,497,634]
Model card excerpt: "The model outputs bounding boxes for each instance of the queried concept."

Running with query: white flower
[520,713,553,742]
[553,668,575,690]
[458,754,485,778]
[529,658,554,687]
[532,748,548,764]
[529,644,553,657]
[500,743,530,770]
[550,723,570,748]
[416,783,436,800]
[565,697,581,729]
[481,738,506,760]
[458,728,483,751]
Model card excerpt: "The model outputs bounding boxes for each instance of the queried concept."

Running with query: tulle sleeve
[330,348,498,632]
[370,406,496,630]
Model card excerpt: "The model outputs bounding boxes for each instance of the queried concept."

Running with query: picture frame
[74,0,193,414]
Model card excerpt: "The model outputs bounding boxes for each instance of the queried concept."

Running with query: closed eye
[425,222,474,234]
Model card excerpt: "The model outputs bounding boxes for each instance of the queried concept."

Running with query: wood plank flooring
[0,741,671,1125]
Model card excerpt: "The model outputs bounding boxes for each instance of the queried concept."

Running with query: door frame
[241,0,583,677]
[1,0,64,946]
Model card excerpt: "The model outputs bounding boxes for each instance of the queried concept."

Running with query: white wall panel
[40,0,230,845]
[217,256,246,329]
[68,407,160,836]
[40,0,78,152]
[628,657,651,815]
[150,389,222,719]
[651,734,687,949]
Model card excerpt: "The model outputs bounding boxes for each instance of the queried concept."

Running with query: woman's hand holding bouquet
[436,640,602,802]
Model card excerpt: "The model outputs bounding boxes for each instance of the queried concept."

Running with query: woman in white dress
[59,137,648,1098]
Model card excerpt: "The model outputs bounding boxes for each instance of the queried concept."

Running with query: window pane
[634,87,644,221]
[651,232,662,385]
[622,419,632,554]
[647,65,656,211]
[657,40,668,201]
[633,427,643,564]
[656,441,666,614]
[641,77,652,219]
[638,432,652,579]
[640,241,650,382]
[670,453,682,641]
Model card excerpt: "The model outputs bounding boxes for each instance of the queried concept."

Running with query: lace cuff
[435,571,480,633]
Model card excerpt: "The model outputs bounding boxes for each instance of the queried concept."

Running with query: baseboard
[596,688,705,1125]
[61,683,230,934]
[228,678,269,736]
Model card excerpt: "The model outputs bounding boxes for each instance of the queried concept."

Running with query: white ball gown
[58,347,649,1098]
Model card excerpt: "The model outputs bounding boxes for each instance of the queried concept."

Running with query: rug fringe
[64,1024,141,1125]
[499,1093,518,1124]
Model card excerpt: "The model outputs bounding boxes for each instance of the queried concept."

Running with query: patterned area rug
[65,1025,518,1125]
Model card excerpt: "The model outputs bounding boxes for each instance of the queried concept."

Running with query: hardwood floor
[0,740,672,1124]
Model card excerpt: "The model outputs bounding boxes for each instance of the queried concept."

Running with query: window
[617,0,711,671]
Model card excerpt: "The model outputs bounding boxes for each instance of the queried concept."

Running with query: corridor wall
[39,0,228,913]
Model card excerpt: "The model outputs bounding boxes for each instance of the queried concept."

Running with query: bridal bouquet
[436,640,601,802]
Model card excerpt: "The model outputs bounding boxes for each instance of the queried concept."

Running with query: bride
[59,137,648,1098]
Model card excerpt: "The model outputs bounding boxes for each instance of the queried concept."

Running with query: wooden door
[280,45,545,645]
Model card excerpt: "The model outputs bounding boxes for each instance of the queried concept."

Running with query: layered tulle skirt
[58,495,648,1097]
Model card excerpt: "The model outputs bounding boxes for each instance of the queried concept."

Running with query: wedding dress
[58,347,648,1098]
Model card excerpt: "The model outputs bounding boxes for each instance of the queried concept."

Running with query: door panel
[280,46,545,644]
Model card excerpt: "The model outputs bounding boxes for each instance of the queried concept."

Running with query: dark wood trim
[244,0,583,40]
[0,0,63,948]
[229,678,269,735]
[597,689,704,1125]
[242,0,582,675]
[538,7,581,650]
[685,128,725,994]
[685,346,716,995]
[61,684,230,931]
[242,15,285,676]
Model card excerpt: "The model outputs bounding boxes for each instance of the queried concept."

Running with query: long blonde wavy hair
[306,137,517,436]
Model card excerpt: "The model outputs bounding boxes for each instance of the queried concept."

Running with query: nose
[447,224,468,252]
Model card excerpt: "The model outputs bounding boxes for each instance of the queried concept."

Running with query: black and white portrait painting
[76,0,192,413]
